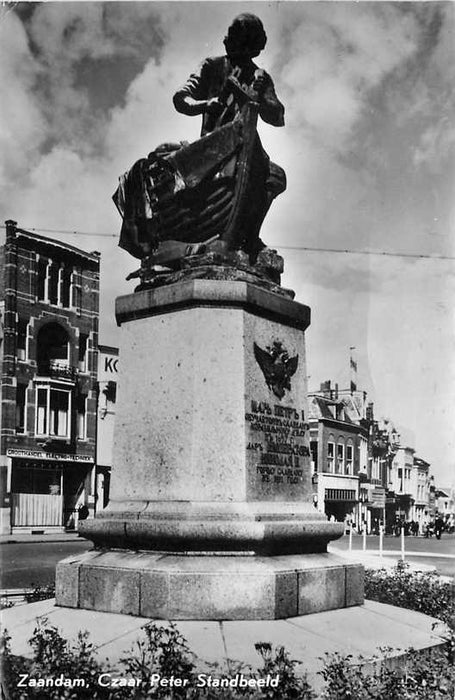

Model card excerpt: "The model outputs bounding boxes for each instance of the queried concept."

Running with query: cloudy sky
[1,1,454,485]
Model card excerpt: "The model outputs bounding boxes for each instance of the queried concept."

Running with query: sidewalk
[0,531,83,545]
[327,546,436,572]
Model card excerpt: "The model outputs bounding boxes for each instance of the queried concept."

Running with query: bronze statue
[113,14,288,293]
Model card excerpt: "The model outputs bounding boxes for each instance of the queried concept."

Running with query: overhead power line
[1,224,454,261]
[276,245,455,261]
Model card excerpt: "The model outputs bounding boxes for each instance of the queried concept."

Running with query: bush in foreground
[1,617,454,699]
[364,562,455,630]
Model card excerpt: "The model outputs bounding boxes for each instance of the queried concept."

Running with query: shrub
[364,562,455,630]
[0,621,315,699]
[319,636,455,700]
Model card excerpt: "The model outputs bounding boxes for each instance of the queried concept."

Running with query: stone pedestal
[57,280,363,619]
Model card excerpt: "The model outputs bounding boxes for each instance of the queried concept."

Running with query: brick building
[0,221,100,534]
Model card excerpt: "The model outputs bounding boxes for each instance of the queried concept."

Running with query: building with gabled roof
[308,381,368,528]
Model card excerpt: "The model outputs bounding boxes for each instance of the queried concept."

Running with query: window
[37,256,73,307]
[336,442,344,474]
[78,334,88,371]
[48,261,59,305]
[37,323,70,370]
[346,442,353,475]
[327,440,335,473]
[72,269,82,310]
[76,394,87,439]
[17,319,28,360]
[37,258,48,300]
[60,267,72,308]
[16,384,27,433]
[36,386,71,438]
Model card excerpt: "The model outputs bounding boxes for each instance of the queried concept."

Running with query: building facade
[0,221,100,534]
[309,382,367,528]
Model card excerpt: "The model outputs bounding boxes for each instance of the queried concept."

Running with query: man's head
[224,13,267,60]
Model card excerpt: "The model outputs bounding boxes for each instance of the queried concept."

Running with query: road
[1,534,453,590]
[330,532,455,578]
[0,540,92,589]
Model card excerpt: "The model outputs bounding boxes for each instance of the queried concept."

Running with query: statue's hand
[205,97,223,116]
[252,71,267,96]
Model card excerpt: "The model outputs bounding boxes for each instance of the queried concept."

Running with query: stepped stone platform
[1,598,449,694]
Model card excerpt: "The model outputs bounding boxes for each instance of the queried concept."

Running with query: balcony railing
[37,362,77,381]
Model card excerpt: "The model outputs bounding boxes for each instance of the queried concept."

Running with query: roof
[14,227,100,264]
[308,395,356,425]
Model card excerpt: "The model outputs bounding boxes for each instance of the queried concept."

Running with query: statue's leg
[241,160,287,263]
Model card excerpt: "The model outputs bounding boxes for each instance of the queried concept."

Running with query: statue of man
[173,13,286,260]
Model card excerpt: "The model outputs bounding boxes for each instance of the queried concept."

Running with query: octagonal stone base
[56,550,363,620]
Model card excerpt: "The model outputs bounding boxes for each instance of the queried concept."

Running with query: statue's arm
[256,73,285,127]
[173,61,220,117]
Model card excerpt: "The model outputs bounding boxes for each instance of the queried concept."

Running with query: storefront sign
[7,448,94,463]
[371,488,386,508]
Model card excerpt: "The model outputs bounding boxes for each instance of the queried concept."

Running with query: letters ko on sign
[104,357,118,373]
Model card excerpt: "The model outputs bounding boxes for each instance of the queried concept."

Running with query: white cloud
[1,2,454,484]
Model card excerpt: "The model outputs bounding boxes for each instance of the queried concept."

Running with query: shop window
[17,318,28,360]
[78,334,88,371]
[76,394,87,439]
[16,384,27,433]
[36,386,71,438]
[327,440,335,473]
[336,441,344,474]
[346,442,353,475]
[11,462,62,495]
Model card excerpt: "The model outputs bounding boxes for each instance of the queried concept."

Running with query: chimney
[366,402,374,422]
[320,380,331,396]
[5,220,17,241]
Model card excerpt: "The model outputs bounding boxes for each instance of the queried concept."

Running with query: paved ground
[1,598,449,694]
[0,539,91,589]
[1,533,453,590]
[330,533,455,579]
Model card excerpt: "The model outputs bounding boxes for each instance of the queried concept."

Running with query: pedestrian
[434,515,444,540]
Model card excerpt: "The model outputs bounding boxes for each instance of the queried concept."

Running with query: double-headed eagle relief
[254,341,299,399]
[113,14,290,295]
